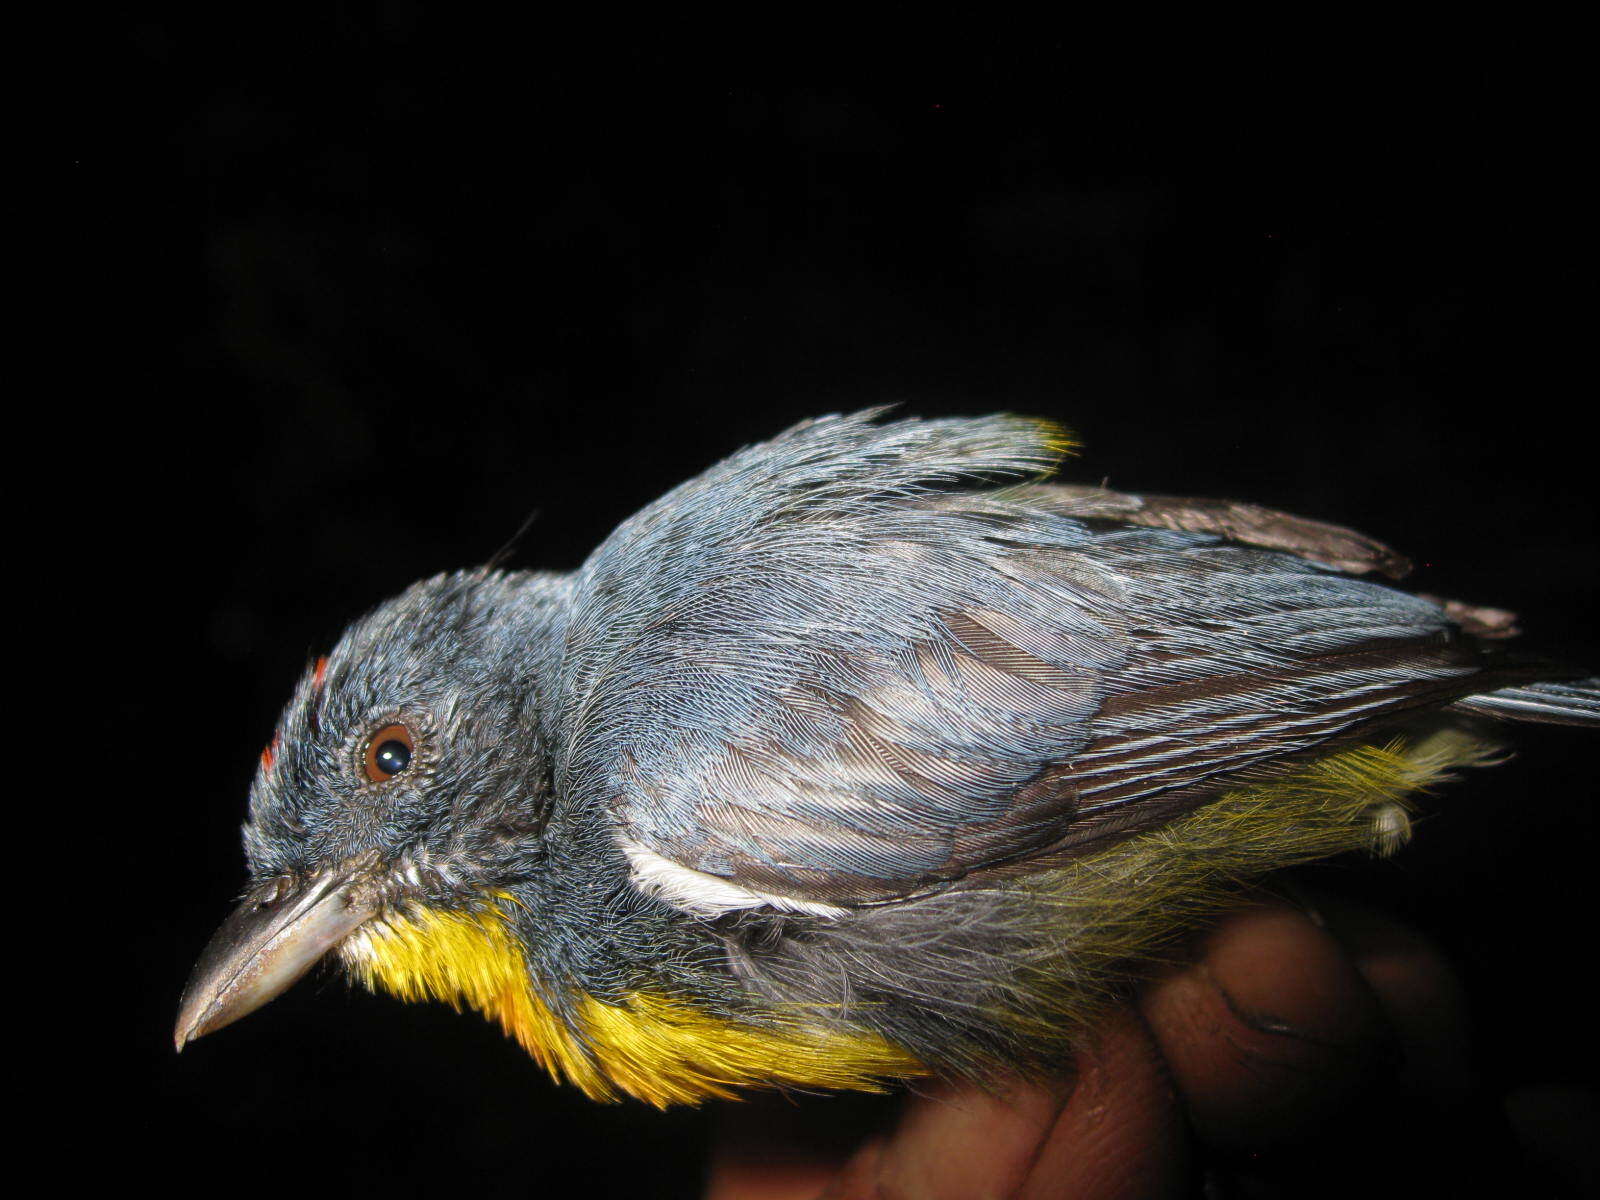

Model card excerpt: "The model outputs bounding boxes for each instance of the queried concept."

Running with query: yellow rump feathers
[994,727,1503,1037]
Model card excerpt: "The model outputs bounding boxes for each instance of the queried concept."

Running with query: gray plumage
[555,411,1578,904]
[226,410,1597,1088]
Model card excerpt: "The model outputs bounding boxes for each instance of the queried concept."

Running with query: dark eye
[363,723,415,782]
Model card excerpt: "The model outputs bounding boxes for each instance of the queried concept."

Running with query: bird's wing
[553,412,1496,911]
[1011,483,1415,579]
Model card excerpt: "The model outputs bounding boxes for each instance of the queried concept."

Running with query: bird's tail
[1456,679,1600,728]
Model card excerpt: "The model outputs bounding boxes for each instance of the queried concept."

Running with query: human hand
[706,894,1592,1198]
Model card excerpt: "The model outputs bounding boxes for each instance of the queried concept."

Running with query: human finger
[1137,899,1395,1149]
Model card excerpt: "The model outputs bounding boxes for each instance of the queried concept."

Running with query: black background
[83,14,1594,1198]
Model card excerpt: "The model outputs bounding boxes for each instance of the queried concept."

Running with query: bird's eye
[363,723,415,783]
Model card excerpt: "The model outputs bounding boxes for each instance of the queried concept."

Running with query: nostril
[252,876,297,909]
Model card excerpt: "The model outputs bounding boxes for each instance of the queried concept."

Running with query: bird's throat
[340,893,922,1106]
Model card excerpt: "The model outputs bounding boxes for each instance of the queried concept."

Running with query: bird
[176,410,1599,1107]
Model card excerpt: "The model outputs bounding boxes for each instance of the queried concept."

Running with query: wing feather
[555,413,1521,911]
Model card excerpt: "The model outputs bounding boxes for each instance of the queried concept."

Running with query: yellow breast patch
[340,893,922,1106]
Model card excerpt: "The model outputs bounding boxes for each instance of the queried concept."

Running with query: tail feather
[1456,679,1600,728]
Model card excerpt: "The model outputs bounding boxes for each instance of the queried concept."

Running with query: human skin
[704,893,1577,1199]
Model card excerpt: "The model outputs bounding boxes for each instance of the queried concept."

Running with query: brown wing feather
[1016,483,1415,578]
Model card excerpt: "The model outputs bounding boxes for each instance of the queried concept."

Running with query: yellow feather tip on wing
[1023,416,1078,469]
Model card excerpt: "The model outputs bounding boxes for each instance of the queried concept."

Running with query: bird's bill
[174,870,378,1050]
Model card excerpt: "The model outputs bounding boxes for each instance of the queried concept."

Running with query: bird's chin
[175,862,384,1050]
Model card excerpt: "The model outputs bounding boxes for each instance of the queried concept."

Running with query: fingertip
[1138,901,1395,1149]
[1312,893,1477,1106]
[869,1074,1075,1199]
[866,1013,1189,1200]
[814,1136,886,1200]
[1017,1009,1190,1200]
[705,1093,892,1200]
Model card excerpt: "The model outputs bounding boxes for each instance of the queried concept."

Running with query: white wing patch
[621,841,849,919]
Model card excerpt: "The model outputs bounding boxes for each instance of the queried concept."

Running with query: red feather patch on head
[312,656,330,690]
[260,733,281,773]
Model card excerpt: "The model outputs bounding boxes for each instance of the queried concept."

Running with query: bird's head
[175,560,919,1105]
[175,568,571,1052]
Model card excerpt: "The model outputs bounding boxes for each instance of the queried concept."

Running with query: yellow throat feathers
[341,893,921,1106]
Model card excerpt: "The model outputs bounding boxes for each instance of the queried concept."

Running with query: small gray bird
[177,410,1598,1106]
